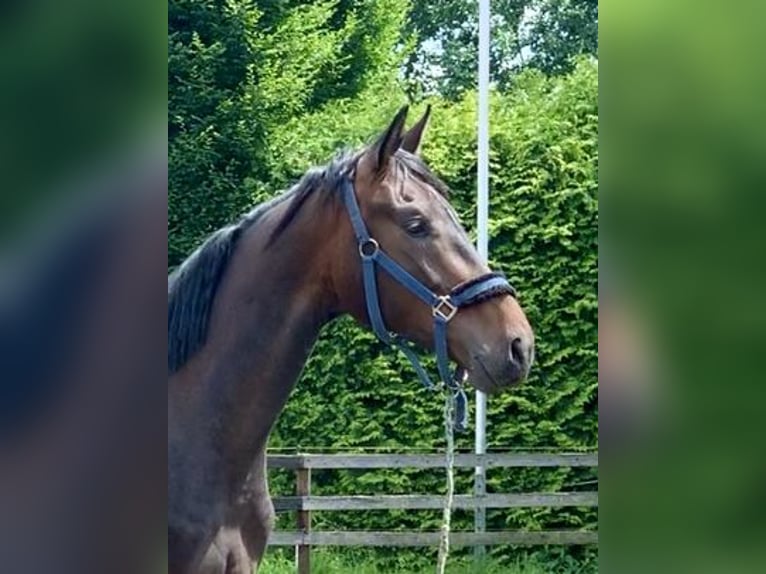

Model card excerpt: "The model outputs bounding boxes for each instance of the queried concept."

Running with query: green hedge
[168,0,410,266]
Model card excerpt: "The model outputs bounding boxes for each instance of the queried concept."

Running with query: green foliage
[525,0,598,76]
[403,0,598,98]
[168,0,410,266]
[261,547,590,573]
[169,0,265,264]
[403,0,528,99]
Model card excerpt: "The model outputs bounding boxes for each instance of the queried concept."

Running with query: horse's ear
[371,106,409,174]
[401,105,431,154]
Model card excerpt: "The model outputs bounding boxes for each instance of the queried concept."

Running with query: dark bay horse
[168,107,534,573]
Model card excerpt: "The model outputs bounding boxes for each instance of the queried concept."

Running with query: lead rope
[436,389,456,574]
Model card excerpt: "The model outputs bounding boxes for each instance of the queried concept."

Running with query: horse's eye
[404,217,430,237]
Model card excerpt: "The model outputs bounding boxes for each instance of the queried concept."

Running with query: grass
[259,549,576,574]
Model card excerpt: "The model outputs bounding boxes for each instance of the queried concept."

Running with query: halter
[341,177,516,431]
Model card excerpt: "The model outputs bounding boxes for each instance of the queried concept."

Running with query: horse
[0,147,167,574]
[167,106,535,574]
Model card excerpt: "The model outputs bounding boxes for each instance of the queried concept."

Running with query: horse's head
[335,107,534,393]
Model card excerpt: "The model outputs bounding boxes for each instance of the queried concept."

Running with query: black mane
[167,153,355,375]
[168,221,242,374]
[168,196,281,375]
[167,148,448,375]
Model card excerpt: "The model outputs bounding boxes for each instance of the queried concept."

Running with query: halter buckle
[358,238,380,259]
[432,296,458,321]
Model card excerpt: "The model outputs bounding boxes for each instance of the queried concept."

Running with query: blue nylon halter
[341,176,516,431]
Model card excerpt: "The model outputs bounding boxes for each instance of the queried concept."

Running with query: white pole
[475,0,490,561]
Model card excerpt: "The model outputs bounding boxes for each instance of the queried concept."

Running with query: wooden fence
[267,452,598,573]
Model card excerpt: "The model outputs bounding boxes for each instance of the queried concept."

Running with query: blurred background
[0,1,165,573]
[0,0,165,245]
[601,0,766,572]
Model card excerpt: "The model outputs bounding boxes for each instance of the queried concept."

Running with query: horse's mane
[267,151,357,244]
[270,149,448,241]
[167,148,448,375]
[168,199,275,375]
[167,153,355,375]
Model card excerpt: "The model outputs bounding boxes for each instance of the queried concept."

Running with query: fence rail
[267,452,598,573]
[268,452,597,470]
[273,491,598,511]
[269,530,598,547]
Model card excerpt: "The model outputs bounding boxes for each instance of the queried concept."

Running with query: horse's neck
[193,199,338,488]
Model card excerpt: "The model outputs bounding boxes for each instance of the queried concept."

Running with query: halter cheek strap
[341,177,515,431]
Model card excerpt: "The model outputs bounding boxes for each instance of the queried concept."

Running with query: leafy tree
[403,0,598,98]
[168,0,266,264]
[524,0,598,75]
[403,0,528,99]
[168,0,410,266]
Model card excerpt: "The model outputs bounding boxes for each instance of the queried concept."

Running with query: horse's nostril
[510,337,526,368]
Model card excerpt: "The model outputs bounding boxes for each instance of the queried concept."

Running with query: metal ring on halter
[432,295,458,322]
[358,238,380,259]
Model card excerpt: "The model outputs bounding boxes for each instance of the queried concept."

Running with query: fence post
[474,467,486,561]
[296,465,311,574]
